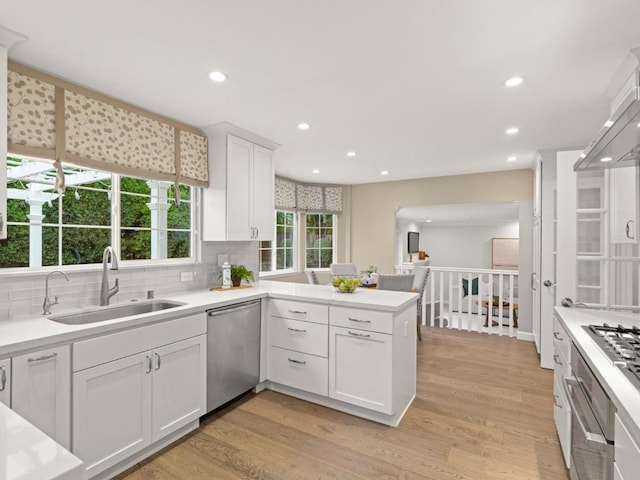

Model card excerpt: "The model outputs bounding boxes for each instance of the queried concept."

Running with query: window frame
[259,209,297,275]
[304,212,337,271]
[2,157,199,273]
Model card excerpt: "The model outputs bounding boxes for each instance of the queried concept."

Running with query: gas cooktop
[584,324,640,389]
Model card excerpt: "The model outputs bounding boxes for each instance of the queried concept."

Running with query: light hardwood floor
[117,326,568,480]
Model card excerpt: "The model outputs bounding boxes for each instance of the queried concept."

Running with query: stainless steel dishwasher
[206,299,261,413]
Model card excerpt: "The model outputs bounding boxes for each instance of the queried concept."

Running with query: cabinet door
[553,373,571,468]
[610,166,638,244]
[0,357,10,406]
[252,145,274,240]
[151,335,206,442]
[73,351,152,478]
[12,345,71,449]
[226,135,252,240]
[329,326,392,414]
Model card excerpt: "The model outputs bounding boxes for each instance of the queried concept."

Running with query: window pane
[305,213,334,269]
[167,231,190,259]
[121,193,151,228]
[62,227,110,265]
[168,200,190,229]
[121,229,151,260]
[0,225,30,267]
[42,227,59,267]
[62,186,111,226]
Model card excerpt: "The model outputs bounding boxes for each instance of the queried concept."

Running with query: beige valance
[275,176,343,213]
[6,62,208,188]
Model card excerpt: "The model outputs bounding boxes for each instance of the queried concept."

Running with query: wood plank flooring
[116,327,568,480]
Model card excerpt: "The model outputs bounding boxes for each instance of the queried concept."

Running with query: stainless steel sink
[48,299,186,325]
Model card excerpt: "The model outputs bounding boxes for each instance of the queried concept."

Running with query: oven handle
[562,375,609,447]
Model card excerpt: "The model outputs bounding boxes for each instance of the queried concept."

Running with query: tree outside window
[305,213,334,269]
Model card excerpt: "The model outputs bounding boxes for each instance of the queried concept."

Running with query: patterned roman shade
[6,62,208,188]
[275,176,343,213]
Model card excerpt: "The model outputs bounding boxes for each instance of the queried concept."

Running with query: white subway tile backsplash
[0,241,259,321]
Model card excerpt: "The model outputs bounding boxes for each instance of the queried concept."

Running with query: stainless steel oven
[563,344,615,480]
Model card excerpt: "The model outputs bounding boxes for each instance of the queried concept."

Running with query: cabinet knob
[627,220,635,239]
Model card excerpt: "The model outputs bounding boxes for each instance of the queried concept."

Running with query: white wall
[417,222,519,270]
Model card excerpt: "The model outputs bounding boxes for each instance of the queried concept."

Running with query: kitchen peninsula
[0,281,417,480]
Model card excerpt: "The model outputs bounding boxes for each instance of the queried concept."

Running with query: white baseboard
[517,331,534,342]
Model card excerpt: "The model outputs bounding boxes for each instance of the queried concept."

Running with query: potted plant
[229,264,254,287]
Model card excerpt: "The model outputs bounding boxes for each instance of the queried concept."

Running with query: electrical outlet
[217,254,229,266]
[180,271,194,282]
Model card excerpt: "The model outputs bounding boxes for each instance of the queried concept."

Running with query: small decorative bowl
[331,275,361,293]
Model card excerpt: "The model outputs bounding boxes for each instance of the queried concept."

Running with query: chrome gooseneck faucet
[43,270,70,315]
[100,246,119,306]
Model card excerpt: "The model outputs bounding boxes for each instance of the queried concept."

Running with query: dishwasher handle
[207,300,260,317]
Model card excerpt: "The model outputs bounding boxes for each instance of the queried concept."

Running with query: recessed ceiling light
[604,120,614,128]
[637,122,640,128]
[507,156,517,162]
[506,127,519,135]
[312,169,320,174]
[425,219,433,223]
[380,170,389,175]
[297,123,310,130]
[600,157,613,163]
[346,151,357,157]
[505,76,524,87]
[208,71,227,82]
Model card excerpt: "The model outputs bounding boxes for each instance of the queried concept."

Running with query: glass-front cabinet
[575,166,640,311]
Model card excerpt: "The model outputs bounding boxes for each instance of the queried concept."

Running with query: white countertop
[0,280,417,480]
[554,306,640,436]
[0,281,417,358]
[0,403,82,480]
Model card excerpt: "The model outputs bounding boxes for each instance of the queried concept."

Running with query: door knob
[543,280,556,287]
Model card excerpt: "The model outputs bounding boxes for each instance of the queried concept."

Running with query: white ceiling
[397,202,520,226]
[4,1,640,184]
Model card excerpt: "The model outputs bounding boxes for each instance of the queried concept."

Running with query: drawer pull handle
[287,327,307,333]
[553,394,562,408]
[288,309,307,315]
[348,317,371,323]
[0,365,6,391]
[146,355,152,374]
[553,331,562,340]
[27,352,57,363]
[288,358,306,365]
[553,354,562,366]
[155,352,161,371]
[348,331,371,338]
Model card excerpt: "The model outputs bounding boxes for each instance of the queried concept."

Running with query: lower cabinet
[72,315,206,479]
[615,413,640,480]
[552,316,571,468]
[268,346,328,396]
[0,357,10,407]
[328,325,392,414]
[12,345,71,450]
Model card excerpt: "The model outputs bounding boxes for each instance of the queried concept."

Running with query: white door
[532,155,542,353]
[329,326,392,414]
[556,151,580,306]
[252,145,275,241]
[0,357,10,406]
[73,351,152,479]
[226,135,252,240]
[12,345,71,449]
[151,335,206,441]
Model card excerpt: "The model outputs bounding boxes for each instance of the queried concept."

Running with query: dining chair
[412,266,430,341]
[330,263,358,276]
[377,274,415,292]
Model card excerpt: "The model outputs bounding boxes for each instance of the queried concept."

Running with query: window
[305,213,335,269]
[1,157,195,269]
[259,210,296,273]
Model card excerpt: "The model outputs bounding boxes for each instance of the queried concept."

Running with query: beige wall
[349,169,533,273]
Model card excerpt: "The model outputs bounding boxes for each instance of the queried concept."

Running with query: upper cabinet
[610,166,639,244]
[202,131,276,241]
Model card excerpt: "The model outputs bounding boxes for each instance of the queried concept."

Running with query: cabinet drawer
[615,413,640,480]
[269,317,328,357]
[73,314,206,372]
[268,299,328,325]
[330,306,393,334]
[552,316,571,365]
[553,373,571,468]
[268,346,328,396]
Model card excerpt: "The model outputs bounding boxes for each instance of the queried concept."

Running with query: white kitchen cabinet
[610,166,639,244]
[72,314,206,479]
[12,345,71,450]
[0,357,10,406]
[615,413,640,480]
[202,133,275,241]
[329,325,392,414]
[552,316,571,468]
